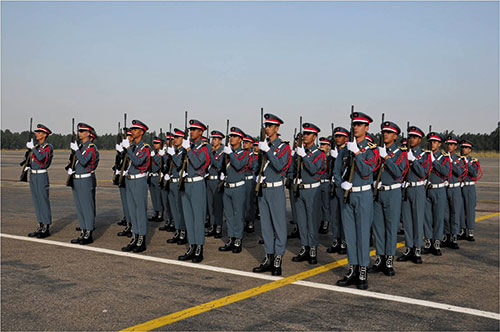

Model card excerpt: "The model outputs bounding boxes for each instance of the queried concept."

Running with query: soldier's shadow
[50,213,78,235]
[91,211,115,241]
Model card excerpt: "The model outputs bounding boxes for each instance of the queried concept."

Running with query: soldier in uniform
[243,134,258,233]
[318,136,332,235]
[120,120,151,253]
[423,132,451,256]
[68,123,100,245]
[178,120,210,263]
[334,112,380,290]
[252,114,292,276]
[26,124,54,238]
[460,139,482,241]
[397,126,432,264]
[326,127,349,255]
[148,136,164,222]
[369,121,408,276]
[291,123,327,265]
[205,130,225,238]
[287,133,301,239]
[159,132,176,232]
[165,128,188,244]
[218,127,250,253]
[116,128,133,237]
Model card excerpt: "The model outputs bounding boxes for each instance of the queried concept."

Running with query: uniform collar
[133,139,144,148]
[411,145,422,154]
[386,143,397,152]
[192,139,202,148]
[357,138,368,148]
[82,140,91,147]
[305,143,317,152]
[269,136,281,147]
[233,146,242,153]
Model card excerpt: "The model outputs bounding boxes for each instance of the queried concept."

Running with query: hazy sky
[2,1,499,141]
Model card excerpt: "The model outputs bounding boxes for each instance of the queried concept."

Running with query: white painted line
[2,233,499,321]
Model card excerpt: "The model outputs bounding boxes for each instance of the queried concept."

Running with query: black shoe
[178,245,195,261]
[272,255,282,276]
[36,224,50,238]
[219,238,234,252]
[368,255,384,273]
[117,223,132,237]
[122,234,137,251]
[458,229,466,240]
[258,239,265,244]
[132,235,146,253]
[357,266,368,290]
[192,245,204,263]
[421,239,431,255]
[441,234,449,248]
[383,256,395,276]
[80,230,93,245]
[214,226,223,239]
[75,227,81,231]
[148,212,160,222]
[292,246,310,262]
[466,229,475,242]
[326,239,339,253]
[156,212,164,222]
[287,225,300,239]
[28,224,43,237]
[117,217,127,226]
[412,247,423,264]
[166,222,176,232]
[177,231,187,245]
[232,238,242,254]
[158,223,170,231]
[398,228,404,235]
[396,247,412,262]
[337,265,358,287]
[430,240,442,256]
[308,247,318,265]
[449,234,460,249]
[244,221,255,233]
[253,254,273,273]
[205,225,216,237]
[319,221,329,234]
[167,230,180,244]
[71,230,85,244]
[338,241,347,255]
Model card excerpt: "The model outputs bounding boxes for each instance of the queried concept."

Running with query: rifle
[286,128,297,189]
[147,130,156,185]
[163,123,173,191]
[158,128,164,186]
[293,116,303,197]
[343,105,355,203]
[402,121,410,201]
[112,121,122,185]
[118,113,128,187]
[65,118,77,187]
[255,108,266,196]
[373,113,385,201]
[178,111,189,191]
[330,123,336,197]
[217,120,230,192]
[19,118,33,182]
[425,124,433,195]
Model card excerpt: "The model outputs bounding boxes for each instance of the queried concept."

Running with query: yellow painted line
[122,243,404,331]
[475,212,500,222]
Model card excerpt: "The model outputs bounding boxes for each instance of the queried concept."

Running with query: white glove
[123,170,129,176]
[223,145,233,155]
[121,139,130,149]
[341,181,353,191]
[115,143,123,153]
[330,147,338,158]
[444,180,449,186]
[159,148,165,156]
[347,139,359,154]
[182,139,190,150]
[331,176,335,183]
[67,168,75,175]
[115,170,121,175]
[219,173,226,181]
[378,146,388,158]
[259,141,270,152]
[430,152,436,162]
[291,151,295,157]
[26,139,34,150]
[25,166,31,171]
[163,174,170,181]
[255,176,266,183]
[167,147,175,156]
[402,181,409,188]
[296,147,306,157]
[70,142,78,151]
[423,179,428,185]
[150,151,155,157]
[373,181,382,189]
[407,149,415,161]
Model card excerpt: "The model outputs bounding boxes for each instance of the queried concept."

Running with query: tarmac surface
[1,150,499,331]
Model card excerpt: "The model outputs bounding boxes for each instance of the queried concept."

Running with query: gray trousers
[462,185,477,230]
[444,187,464,235]
[206,179,223,226]
[295,186,321,247]
[149,177,163,213]
[258,186,287,256]
[168,181,185,231]
[289,186,297,224]
[126,177,148,236]
[342,190,373,267]
[72,176,96,231]
[161,189,172,220]
[181,180,207,245]
[373,188,401,256]
[424,187,446,240]
[119,186,131,222]
[331,186,345,239]
[319,182,331,223]
[244,178,256,222]
[401,185,425,248]
[223,185,246,238]
[30,173,52,225]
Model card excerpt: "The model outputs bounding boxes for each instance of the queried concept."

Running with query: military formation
[21,108,483,289]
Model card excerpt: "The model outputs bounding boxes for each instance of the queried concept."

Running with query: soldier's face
[174,136,183,146]
[335,135,347,146]
[461,147,471,156]
[303,132,315,145]
[230,135,242,147]
[153,142,161,150]
[243,141,253,149]
[127,135,133,142]
[211,138,221,147]
[131,128,143,140]
[254,145,259,152]
[35,131,46,142]
[409,135,421,148]
[265,124,279,138]
[447,143,457,154]
[431,141,441,152]
[353,123,368,138]
[190,128,202,141]
[383,131,397,145]
[320,143,330,152]
[78,130,90,141]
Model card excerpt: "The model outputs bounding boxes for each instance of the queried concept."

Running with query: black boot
[319,220,329,234]
[449,234,460,249]
[166,220,176,232]
[368,255,384,273]
[292,246,309,262]
[214,225,223,239]
[132,235,146,253]
[458,228,466,240]
[36,224,51,238]
[177,230,188,245]
[441,234,449,248]
[466,229,475,242]
[421,239,431,255]
[272,255,283,276]
[357,266,368,290]
[192,245,204,263]
[178,245,195,261]
[253,254,274,273]
[338,240,347,255]
[287,225,300,239]
[122,234,137,252]
[245,220,255,233]
[383,255,395,276]
[158,221,170,231]
[219,238,234,252]
[412,247,423,264]
[205,225,216,237]
[396,247,412,262]
[232,238,242,254]
[117,216,127,226]
[326,239,339,253]
[28,224,43,237]
[156,212,164,222]
[80,230,93,245]
[75,227,81,231]
[308,246,318,265]
[337,264,358,287]
[167,230,180,244]
[430,239,442,256]
[117,223,132,237]
[71,230,85,244]
[148,211,159,222]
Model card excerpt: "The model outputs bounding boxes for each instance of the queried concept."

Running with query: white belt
[448,182,461,188]
[263,180,283,188]
[149,173,159,177]
[464,181,475,186]
[127,173,147,179]
[408,181,425,187]
[208,175,219,180]
[320,179,329,183]
[185,176,204,183]
[170,178,180,183]
[300,182,321,189]
[226,181,245,188]
[74,173,93,179]
[430,183,446,189]
[245,176,254,180]
[30,169,47,174]
[379,183,402,191]
[351,184,372,192]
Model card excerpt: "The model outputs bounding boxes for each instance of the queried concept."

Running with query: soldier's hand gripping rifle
[178,111,189,191]
[329,122,336,197]
[163,123,173,191]
[285,128,297,189]
[402,121,410,201]
[65,118,77,188]
[118,113,129,187]
[19,118,33,182]
[158,128,164,186]
[293,116,303,197]
[112,121,122,185]
[343,105,355,203]
[373,113,385,201]
[217,120,230,192]
[425,124,433,195]
[255,108,266,197]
